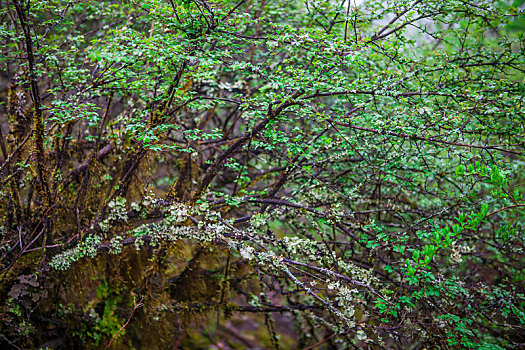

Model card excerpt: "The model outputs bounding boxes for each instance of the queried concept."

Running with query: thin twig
[104,296,145,350]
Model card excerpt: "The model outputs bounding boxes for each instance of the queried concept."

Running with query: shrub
[1,0,524,348]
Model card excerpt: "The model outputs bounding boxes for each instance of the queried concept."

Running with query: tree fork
[191,89,306,202]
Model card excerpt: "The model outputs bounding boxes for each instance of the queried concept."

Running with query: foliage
[0,0,524,348]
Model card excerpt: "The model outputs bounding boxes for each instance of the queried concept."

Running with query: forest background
[1,0,525,348]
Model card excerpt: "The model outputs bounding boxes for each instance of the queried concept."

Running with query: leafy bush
[1,0,524,348]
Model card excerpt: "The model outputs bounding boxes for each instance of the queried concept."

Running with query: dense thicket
[1,0,524,348]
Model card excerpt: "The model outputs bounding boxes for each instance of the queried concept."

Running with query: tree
[1,0,524,348]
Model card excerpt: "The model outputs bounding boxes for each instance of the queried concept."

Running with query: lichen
[49,235,101,270]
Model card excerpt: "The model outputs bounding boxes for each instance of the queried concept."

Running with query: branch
[104,296,145,350]
[12,0,51,205]
[62,143,114,185]
[191,89,305,201]
[339,122,522,155]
